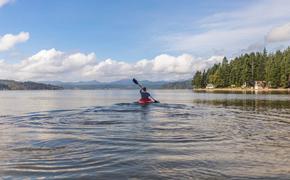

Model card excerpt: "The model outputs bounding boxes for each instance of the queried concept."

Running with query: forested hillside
[0,80,63,90]
[193,48,290,88]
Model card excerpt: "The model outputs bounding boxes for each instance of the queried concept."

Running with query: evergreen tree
[192,71,202,88]
[220,57,230,87]
[192,47,290,89]
[201,70,207,88]
[280,57,288,88]
[212,67,223,87]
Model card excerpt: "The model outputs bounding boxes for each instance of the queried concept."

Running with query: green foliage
[192,71,202,88]
[192,47,290,89]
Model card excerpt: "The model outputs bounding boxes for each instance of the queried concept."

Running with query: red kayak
[138,98,153,105]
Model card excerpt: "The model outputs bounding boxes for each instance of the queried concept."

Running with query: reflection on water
[194,89,290,95]
[193,99,290,110]
[0,90,290,179]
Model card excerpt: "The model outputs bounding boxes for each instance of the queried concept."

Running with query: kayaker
[139,87,156,104]
[133,78,159,103]
[140,87,151,100]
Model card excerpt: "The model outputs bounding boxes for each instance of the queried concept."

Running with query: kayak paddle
[133,78,142,89]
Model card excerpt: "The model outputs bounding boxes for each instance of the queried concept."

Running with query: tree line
[0,80,63,90]
[192,47,290,89]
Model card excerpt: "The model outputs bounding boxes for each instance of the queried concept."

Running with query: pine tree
[201,70,207,88]
[192,46,290,89]
[192,71,202,88]
[220,57,230,87]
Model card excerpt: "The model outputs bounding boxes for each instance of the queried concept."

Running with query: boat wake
[0,103,290,179]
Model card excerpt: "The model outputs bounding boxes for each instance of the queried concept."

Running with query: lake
[0,90,290,179]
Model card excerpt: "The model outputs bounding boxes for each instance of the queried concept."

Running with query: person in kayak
[140,87,151,101]
[133,78,159,103]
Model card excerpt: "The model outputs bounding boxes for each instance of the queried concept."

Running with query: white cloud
[0,32,30,52]
[16,49,96,80]
[162,27,269,56]
[0,0,12,7]
[266,22,290,42]
[83,54,223,81]
[160,0,290,56]
[0,48,223,82]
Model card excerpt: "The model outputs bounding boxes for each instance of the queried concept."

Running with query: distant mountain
[0,79,193,90]
[0,80,63,90]
[107,79,169,89]
[41,79,170,89]
[161,80,193,89]
[40,80,103,89]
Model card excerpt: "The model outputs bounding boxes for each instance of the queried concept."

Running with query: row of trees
[0,80,63,90]
[192,47,290,88]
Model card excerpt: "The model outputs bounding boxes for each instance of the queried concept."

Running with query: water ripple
[0,103,290,179]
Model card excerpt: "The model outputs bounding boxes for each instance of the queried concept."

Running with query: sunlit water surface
[0,90,290,179]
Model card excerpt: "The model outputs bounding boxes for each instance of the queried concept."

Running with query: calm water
[0,90,290,179]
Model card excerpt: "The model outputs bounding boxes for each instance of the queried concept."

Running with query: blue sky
[0,0,253,61]
[0,0,290,81]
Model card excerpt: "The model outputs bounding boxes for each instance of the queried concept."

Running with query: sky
[0,0,290,82]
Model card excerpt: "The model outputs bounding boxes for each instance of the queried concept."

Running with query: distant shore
[193,88,290,92]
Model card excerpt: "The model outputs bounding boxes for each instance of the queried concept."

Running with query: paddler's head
[142,87,147,91]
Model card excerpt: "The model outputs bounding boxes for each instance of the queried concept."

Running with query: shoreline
[193,88,290,92]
